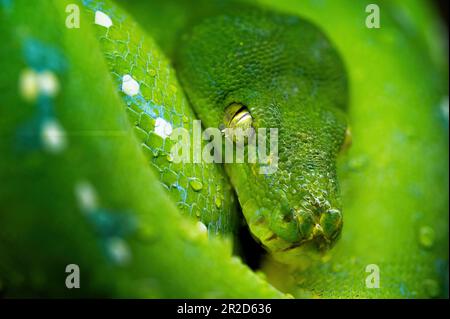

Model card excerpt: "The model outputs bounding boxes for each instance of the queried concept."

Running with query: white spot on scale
[121,74,140,96]
[19,69,60,101]
[38,71,59,97]
[107,237,131,265]
[19,69,38,101]
[196,221,208,234]
[154,117,173,139]
[41,119,67,153]
[94,10,113,28]
[75,181,98,212]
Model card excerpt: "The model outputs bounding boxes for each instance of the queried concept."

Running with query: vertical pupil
[224,103,253,130]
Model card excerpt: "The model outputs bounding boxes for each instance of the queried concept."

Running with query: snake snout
[295,206,343,249]
[263,201,343,253]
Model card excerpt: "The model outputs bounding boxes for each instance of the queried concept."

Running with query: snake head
[227,101,348,263]
[177,8,349,264]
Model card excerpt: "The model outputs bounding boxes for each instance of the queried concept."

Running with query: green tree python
[0,0,448,298]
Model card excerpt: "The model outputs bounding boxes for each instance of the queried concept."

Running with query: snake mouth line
[263,230,336,253]
[249,207,343,257]
[281,243,302,252]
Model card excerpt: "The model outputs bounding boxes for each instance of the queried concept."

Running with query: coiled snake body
[92,1,349,264]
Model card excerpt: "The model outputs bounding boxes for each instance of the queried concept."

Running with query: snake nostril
[283,214,293,223]
[319,208,343,239]
[296,209,315,239]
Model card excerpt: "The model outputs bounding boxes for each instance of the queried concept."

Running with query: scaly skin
[82,0,240,238]
[0,0,285,298]
[176,9,348,262]
[108,0,450,297]
[86,0,349,262]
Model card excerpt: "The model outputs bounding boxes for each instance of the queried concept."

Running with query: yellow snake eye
[339,126,352,154]
[223,103,253,130]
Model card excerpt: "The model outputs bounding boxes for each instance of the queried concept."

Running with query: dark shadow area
[436,0,449,25]
[237,223,266,270]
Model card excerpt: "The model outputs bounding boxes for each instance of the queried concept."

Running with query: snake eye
[223,103,253,130]
[339,126,352,154]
